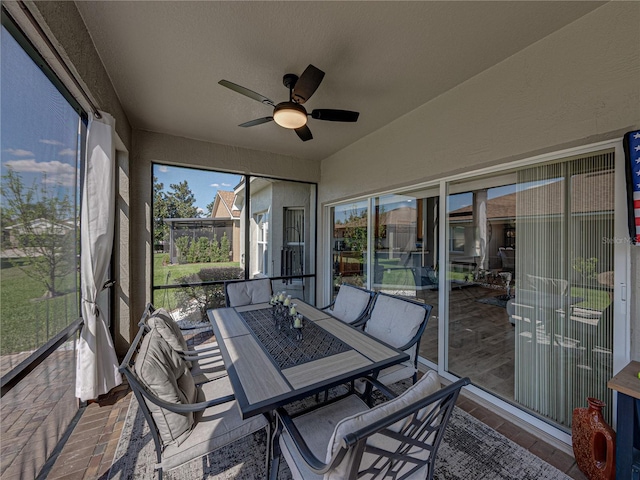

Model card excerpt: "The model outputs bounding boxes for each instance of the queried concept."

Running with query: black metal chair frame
[119,323,269,479]
[270,375,470,480]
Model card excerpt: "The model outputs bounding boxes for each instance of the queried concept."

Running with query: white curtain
[75,112,122,401]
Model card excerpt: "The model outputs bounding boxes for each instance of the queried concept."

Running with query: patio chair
[224,277,273,307]
[270,370,470,480]
[320,284,375,325]
[356,293,432,391]
[120,324,270,480]
[140,303,226,384]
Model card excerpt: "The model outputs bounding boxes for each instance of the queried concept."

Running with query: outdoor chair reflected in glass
[270,371,470,480]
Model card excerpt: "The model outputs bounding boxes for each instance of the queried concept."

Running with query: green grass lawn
[152,254,240,311]
[1,261,78,355]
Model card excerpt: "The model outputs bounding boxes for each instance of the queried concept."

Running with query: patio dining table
[207,300,409,419]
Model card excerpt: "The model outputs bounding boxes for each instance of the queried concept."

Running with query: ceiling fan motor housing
[273,102,307,129]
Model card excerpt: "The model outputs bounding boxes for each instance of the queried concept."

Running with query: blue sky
[1,25,80,205]
[153,164,241,214]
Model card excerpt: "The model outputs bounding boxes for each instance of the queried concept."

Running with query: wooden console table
[608,361,640,479]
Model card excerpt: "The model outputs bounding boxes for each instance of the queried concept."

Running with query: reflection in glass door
[445,151,615,429]
[372,193,440,364]
[329,192,440,365]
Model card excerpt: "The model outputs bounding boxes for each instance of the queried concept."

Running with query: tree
[206,199,216,217]
[1,169,76,297]
[153,176,169,250]
[166,180,199,219]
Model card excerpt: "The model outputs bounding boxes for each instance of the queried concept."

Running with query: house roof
[215,191,240,219]
[449,170,615,220]
[74,2,604,161]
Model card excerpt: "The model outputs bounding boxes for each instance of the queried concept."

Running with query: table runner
[238,307,351,369]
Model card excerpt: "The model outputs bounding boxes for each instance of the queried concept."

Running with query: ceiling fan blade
[295,125,313,142]
[239,117,273,127]
[292,65,325,104]
[311,109,360,122]
[219,80,275,106]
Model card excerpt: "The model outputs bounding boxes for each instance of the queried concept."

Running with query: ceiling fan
[219,64,359,142]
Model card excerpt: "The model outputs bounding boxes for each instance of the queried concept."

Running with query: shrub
[175,266,243,320]
[175,236,190,264]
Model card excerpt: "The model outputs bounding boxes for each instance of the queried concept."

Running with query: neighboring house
[234,177,313,296]
[209,190,241,262]
[2,218,74,249]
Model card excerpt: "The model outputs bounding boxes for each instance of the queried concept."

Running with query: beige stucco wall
[319,2,640,358]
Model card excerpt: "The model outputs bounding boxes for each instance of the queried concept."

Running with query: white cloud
[221,183,231,187]
[196,207,205,214]
[58,148,76,156]
[42,173,77,187]
[158,165,169,173]
[5,160,78,187]
[4,148,34,157]
[39,139,64,146]
[210,183,220,187]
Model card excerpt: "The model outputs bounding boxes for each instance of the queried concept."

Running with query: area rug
[108,383,570,480]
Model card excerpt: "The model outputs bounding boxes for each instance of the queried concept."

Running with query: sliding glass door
[328,147,618,432]
[445,150,615,428]
[329,189,440,365]
[513,152,614,426]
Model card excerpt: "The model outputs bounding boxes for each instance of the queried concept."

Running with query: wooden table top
[208,301,408,419]
[608,361,640,399]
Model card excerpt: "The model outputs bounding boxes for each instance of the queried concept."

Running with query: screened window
[1,11,85,478]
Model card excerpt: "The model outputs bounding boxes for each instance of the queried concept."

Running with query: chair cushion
[226,278,272,307]
[161,376,269,471]
[134,330,198,446]
[365,295,426,348]
[147,308,192,367]
[330,285,371,324]
[326,370,441,479]
[280,395,369,480]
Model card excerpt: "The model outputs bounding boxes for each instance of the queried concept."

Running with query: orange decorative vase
[571,398,616,480]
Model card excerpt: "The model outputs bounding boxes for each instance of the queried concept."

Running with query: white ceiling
[75,1,604,161]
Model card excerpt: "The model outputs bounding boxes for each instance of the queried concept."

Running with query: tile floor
[43,330,588,480]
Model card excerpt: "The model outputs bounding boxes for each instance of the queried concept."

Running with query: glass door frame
[324,138,630,445]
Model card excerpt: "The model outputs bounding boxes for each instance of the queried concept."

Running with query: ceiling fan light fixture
[273,102,307,129]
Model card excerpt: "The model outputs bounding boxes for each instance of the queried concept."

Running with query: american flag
[625,130,640,245]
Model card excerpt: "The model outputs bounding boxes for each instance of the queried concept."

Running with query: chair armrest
[318,300,335,311]
[357,376,397,401]
[275,407,351,475]
[122,366,235,414]
[346,377,471,444]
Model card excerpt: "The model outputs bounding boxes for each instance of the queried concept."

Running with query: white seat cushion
[329,285,371,323]
[279,371,441,480]
[226,278,272,307]
[280,395,369,480]
[161,376,269,471]
[365,295,426,349]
